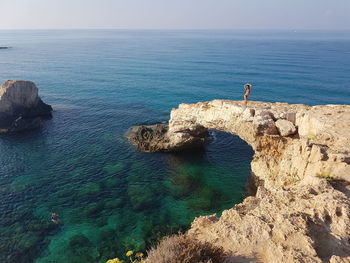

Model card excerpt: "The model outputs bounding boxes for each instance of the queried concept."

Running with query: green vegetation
[316,170,334,181]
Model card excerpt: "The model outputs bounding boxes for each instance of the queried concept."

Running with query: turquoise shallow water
[0,30,350,263]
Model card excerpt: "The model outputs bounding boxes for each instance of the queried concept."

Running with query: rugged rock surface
[131,100,350,263]
[126,123,209,152]
[0,80,52,132]
[189,176,350,263]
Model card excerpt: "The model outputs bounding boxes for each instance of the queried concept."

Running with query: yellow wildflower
[126,250,134,257]
[135,252,144,258]
[106,258,124,263]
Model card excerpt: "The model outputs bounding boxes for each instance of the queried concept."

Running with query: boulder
[253,118,278,136]
[0,80,52,132]
[275,119,297,136]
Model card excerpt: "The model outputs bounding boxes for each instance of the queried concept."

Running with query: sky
[0,0,349,30]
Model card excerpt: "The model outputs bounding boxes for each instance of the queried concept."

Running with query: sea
[0,30,349,263]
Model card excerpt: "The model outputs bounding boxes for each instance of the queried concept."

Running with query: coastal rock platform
[0,80,52,132]
[129,100,350,263]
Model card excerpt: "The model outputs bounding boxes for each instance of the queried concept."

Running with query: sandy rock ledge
[129,100,350,263]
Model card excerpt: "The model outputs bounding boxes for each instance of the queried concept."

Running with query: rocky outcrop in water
[130,100,350,263]
[0,80,52,132]
[126,123,208,152]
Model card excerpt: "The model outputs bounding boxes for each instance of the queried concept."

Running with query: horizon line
[0,28,349,31]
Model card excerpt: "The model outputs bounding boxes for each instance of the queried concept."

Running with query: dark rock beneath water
[0,80,52,132]
[128,184,157,210]
[0,47,9,49]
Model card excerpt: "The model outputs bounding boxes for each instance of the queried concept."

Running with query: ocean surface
[0,30,349,263]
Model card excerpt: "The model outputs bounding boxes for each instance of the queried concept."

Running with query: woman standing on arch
[244,83,252,105]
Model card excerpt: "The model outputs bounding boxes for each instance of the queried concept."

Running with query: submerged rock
[0,80,52,132]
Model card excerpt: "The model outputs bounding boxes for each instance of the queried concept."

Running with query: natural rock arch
[128,99,350,189]
[128,99,350,262]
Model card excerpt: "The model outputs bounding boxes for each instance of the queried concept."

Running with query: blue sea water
[0,30,349,263]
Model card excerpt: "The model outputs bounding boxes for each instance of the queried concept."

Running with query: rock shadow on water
[127,183,159,211]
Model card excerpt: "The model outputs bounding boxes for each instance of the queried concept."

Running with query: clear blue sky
[1,0,349,30]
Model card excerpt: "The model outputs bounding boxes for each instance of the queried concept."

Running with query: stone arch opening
[161,129,255,217]
[127,99,349,190]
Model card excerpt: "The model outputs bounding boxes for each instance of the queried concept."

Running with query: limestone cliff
[0,80,52,132]
[129,100,350,263]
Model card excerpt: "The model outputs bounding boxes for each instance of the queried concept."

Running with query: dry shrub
[145,234,228,263]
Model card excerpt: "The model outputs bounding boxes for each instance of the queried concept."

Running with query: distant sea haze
[0,30,349,263]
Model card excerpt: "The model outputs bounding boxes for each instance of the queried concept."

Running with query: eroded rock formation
[0,80,52,132]
[189,176,350,263]
[129,100,350,263]
[126,123,209,152]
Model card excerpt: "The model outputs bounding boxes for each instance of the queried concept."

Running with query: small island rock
[0,80,52,132]
[126,123,208,152]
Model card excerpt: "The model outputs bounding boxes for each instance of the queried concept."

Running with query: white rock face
[0,80,40,113]
[0,80,52,132]
[275,119,297,136]
[241,108,255,121]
